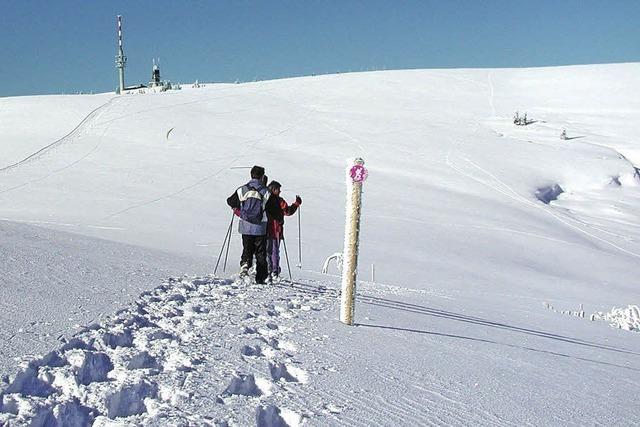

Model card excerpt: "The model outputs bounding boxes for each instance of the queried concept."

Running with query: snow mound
[592,305,640,332]
[4,367,55,397]
[75,352,113,385]
[106,380,158,419]
[31,398,96,427]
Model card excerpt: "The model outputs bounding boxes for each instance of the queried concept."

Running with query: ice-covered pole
[340,157,368,325]
[115,15,127,94]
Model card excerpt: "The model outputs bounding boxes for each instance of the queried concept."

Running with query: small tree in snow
[513,111,530,126]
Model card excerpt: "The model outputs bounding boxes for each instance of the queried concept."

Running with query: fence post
[340,157,368,325]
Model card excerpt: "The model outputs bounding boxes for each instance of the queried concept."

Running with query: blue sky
[1,0,638,96]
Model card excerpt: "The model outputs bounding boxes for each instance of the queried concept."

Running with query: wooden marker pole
[340,158,368,325]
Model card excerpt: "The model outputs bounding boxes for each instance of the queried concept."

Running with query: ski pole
[214,211,234,275]
[297,206,302,268]
[282,234,293,280]
[215,212,234,275]
[222,214,235,272]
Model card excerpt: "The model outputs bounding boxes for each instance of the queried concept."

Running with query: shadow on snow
[274,280,640,369]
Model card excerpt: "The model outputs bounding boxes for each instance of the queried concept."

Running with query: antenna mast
[115,15,127,94]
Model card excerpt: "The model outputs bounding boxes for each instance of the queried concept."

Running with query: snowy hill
[1,63,640,425]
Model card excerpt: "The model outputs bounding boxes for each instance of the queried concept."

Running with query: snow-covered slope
[0,94,112,169]
[1,65,639,299]
[1,63,639,425]
[0,220,205,378]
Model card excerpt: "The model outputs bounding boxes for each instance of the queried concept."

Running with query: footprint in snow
[102,329,134,349]
[147,330,177,341]
[31,398,97,426]
[267,338,297,354]
[222,373,272,397]
[268,362,309,384]
[71,351,114,385]
[256,405,303,427]
[104,380,159,419]
[4,366,56,397]
[240,325,258,335]
[127,351,161,372]
[165,293,187,304]
[240,345,263,357]
[266,308,280,317]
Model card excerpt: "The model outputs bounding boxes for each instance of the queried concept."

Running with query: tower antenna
[115,15,127,94]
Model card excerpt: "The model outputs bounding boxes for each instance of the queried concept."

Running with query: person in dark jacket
[265,180,302,282]
[226,166,270,283]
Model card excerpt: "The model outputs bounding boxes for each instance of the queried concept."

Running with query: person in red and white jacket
[265,180,301,282]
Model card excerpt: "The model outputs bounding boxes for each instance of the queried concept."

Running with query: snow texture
[2,63,640,424]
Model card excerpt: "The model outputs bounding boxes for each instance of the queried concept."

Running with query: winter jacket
[227,179,269,236]
[265,195,299,240]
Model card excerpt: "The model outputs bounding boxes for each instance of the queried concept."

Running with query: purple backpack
[240,184,268,225]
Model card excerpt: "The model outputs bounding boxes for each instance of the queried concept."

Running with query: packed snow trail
[0,276,334,426]
[2,275,640,426]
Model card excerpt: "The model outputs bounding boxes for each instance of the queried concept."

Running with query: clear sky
[1,0,638,96]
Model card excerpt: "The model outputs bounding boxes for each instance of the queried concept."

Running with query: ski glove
[295,195,302,206]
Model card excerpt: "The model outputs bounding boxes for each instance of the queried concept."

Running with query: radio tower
[115,15,127,94]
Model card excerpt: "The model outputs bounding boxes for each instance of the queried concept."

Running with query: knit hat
[267,180,281,191]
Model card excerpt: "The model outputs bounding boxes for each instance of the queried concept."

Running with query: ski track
[266,88,370,158]
[102,101,306,221]
[460,155,640,259]
[0,97,117,174]
[372,214,579,247]
[445,131,640,260]
[0,96,131,198]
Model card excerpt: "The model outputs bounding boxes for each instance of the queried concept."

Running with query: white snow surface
[1,63,640,425]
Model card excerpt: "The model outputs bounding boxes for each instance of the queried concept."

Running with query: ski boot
[238,263,249,279]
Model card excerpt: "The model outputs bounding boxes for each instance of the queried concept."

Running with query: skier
[264,180,302,283]
[226,166,270,283]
